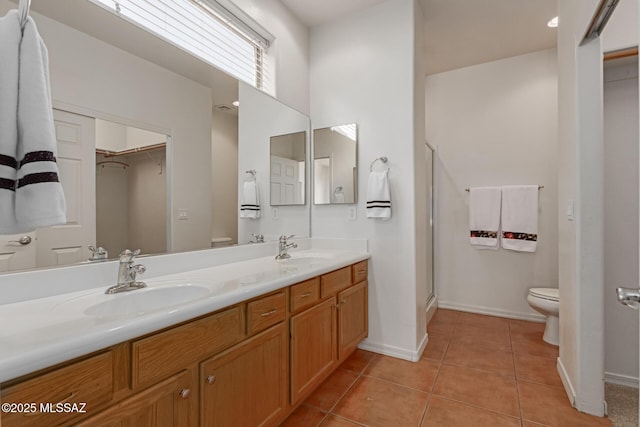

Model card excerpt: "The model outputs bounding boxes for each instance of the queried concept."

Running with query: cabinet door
[290,297,337,405]
[201,323,288,427]
[76,371,194,427]
[338,281,368,361]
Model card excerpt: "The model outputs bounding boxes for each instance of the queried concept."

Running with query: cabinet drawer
[320,267,351,297]
[352,260,368,284]
[1,351,114,427]
[290,278,320,313]
[132,306,243,389]
[247,291,286,335]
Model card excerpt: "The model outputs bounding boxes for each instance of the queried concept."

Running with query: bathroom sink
[277,257,329,266]
[85,284,211,318]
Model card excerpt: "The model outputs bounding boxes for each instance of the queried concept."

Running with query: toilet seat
[529,288,559,302]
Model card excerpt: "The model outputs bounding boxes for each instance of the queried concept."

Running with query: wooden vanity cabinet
[0,260,368,427]
[75,370,195,427]
[200,323,288,427]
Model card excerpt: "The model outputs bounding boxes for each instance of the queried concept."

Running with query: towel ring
[370,156,389,172]
[245,170,256,176]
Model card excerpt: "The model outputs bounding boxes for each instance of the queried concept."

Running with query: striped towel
[366,169,391,219]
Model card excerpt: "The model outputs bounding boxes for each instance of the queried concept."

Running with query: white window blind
[89,0,272,89]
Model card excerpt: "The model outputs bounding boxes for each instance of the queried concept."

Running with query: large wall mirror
[313,124,358,204]
[0,0,310,273]
[270,131,306,206]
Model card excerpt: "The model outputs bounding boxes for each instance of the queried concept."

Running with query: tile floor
[280,309,613,427]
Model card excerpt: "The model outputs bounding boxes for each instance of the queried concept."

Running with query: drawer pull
[260,309,277,317]
[179,388,191,399]
[206,375,216,384]
[300,292,313,298]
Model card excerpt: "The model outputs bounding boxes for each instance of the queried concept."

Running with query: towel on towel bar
[366,169,391,219]
[14,14,66,232]
[240,179,261,219]
[469,187,501,250]
[501,185,539,252]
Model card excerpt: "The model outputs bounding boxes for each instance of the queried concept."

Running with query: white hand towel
[501,185,538,252]
[469,187,501,250]
[14,15,67,232]
[0,10,21,233]
[240,180,261,219]
[366,169,391,219]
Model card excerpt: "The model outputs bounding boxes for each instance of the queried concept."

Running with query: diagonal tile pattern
[281,309,613,427]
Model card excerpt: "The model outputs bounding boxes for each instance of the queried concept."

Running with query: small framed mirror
[313,124,358,204]
[270,131,307,206]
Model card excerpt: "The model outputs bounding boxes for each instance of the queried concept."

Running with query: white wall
[604,58,639,387]
[310,0,425,359]
[0,0,215,254]
[426,49,559,319]
[557,0,606,415]
[238,83,310,243]
[232,0,310,114]
[602,0,638,52]
[211,110,239,244]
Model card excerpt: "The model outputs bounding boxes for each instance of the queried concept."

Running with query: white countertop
[0,248,369,383]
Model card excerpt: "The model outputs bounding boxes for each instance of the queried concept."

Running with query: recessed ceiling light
[547,16,558,28]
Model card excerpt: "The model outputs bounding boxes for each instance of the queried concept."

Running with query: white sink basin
[277,257,329,266]
[85,284,211,318]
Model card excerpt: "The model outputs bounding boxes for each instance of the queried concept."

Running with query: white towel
[240,180,261,219]
[469,187,501,250]
[14,14,66,232]
[0,10,21,233]
[366,169,391,219]
[501,185,538,252]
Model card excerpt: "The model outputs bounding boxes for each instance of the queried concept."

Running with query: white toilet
[527,288,559,346]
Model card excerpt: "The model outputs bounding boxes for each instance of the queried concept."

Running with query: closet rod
[96,142,166,157]
[465,185,544,192]
[603,47,638,61]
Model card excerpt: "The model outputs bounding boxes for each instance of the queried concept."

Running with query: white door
[270,155,300,205]
[0,232,36,272]
[35,110,96,267]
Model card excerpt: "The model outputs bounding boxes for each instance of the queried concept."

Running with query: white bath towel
[0,10,21,233]
[240,180,261,219]
[501,185,539,252]
[366,169,391,219]
[469,187,501,250]
[14,14,67,232]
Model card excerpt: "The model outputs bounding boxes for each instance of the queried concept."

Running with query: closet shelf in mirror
[96,142,166,157]
[97,160,129,169]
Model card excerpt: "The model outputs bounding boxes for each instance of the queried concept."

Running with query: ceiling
[281,0,558,75]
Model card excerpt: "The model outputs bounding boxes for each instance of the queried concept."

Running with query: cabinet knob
[179,388,191,399]
[206,375,216,384]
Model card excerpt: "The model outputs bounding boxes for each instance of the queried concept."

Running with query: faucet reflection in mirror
[313,124,358,205]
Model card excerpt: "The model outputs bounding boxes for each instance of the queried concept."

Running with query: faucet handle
[119,249,141,262]
[279,234,295,242]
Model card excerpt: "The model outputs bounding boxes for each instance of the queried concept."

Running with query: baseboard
[426,295,438,325]
[558,357,577,407]
[437,300,545,322]
[358,338,425,362]
[605,372,639,389]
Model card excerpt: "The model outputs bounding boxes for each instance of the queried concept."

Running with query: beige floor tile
[432,364,519,417]
[511,334,559,359]
[450,323,512,352]
[431,309,461,324]
[428,319,456,337]
[422,334,450,362]
[332,376,429,427]
[456,312,510,329]
[421,396,521,427]
[364,355,440,392]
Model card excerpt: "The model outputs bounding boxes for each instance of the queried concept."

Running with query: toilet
[527,288,559,346]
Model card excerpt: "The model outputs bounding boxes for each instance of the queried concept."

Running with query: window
[90,0,272,90]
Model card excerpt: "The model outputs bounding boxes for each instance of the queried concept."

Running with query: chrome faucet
[88,245,108,262]
[105,249,147,294]
[250,233,264,244]
[275,235,297,260]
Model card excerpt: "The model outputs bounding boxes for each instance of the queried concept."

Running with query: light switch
[348,206,357,221]
[272,207,279,220]
[566,199,574,221]
[178,209,189,220]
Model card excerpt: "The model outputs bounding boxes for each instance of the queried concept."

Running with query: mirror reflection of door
[314,157,331,204]
[269,131,306,206]
[95,119,168,258]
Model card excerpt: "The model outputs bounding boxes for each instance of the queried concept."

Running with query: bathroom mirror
[0,0,311,273]
[270,131,306,206]
[313,124,358,204]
